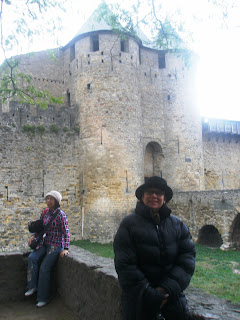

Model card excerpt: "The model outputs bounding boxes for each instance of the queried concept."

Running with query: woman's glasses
[145,190,165,196]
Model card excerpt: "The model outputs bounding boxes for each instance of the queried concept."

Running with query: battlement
[202,118,240,136]
[0,101,79,130]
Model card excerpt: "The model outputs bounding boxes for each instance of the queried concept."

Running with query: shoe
[25,288,37,296]
[36,301,47,308]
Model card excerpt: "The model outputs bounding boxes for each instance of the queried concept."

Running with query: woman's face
[142,188,165,212]
[46,195,56,210]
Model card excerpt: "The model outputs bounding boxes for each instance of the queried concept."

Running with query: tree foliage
[97,0,239,51]
[0,0,66,108]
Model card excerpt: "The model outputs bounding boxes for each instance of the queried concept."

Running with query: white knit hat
[45,190,62,204]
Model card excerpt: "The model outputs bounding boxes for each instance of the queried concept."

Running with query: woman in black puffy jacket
[114,176,196,320]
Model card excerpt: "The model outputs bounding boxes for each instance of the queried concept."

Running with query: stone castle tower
[1,9,240,250]
[61,10,204,240]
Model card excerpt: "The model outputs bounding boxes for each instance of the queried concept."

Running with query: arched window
[144,142,163,180]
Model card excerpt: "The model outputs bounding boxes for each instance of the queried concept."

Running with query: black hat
[135,176,173,202]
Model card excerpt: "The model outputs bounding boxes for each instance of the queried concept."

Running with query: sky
[3,0,240,121]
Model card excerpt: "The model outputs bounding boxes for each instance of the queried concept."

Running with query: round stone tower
[62,11,203,241]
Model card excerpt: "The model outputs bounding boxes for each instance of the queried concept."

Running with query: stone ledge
[1,246,240,320]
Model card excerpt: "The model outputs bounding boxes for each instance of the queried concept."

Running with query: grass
[191,244,240,303]
[71,240,240,304]
[71,239,114,258]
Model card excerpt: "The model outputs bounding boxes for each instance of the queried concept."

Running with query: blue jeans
[27,245,62,302]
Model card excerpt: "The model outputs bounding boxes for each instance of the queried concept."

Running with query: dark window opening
[70,44,75,62]
[87,83,91,90]
[101,51,104,55]
[168,95,170,101]
[91,35,99,52]
[198,225,223,248]
[67,91,70,106]
[121,39,129,53]
[5,186,8,200]
[102,59,104,63]
[158,53,166,69]
[119,60,122,63]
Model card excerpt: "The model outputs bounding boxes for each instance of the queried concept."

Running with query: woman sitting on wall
[114,176,196,320]
[25,190,70,308]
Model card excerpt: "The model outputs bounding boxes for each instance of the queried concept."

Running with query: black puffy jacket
[114,201,196,320]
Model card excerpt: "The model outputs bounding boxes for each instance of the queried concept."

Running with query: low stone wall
[0,251,28,302]
[57,246,122,320]
[1,246,240,320]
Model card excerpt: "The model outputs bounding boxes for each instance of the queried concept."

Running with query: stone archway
[231,213,240,250]
[198,225,223,248]
[144,142,163,180]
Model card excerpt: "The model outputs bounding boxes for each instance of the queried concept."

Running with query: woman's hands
[28,235,35,246]
[156,287,169,308]
[59,249,69,258]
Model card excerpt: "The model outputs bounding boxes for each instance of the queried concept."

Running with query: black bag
[28,219,44,233]
[29,233,44,249]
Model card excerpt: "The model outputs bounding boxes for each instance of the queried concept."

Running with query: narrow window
[67,91,70,106]
[70,44,75,62]
[91,35,99,52]
[87,83,91,90]
[158,53,166,69]
[121,39,129,53]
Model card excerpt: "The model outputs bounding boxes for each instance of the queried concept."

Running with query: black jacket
[114,201,196,320]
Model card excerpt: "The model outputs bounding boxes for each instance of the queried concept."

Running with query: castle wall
[170,189,240,249]
[161,53,204,190]
[0,122,82,250]
[1,30,240,249]
[15,49,65,101]
[203,132,240,190]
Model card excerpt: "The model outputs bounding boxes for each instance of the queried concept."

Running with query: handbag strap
[42,208,60,234]
[42,208,48,218]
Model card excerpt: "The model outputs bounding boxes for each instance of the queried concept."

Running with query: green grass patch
[71,240,240,304]
[71,239,114,258]
[191,244,240,303]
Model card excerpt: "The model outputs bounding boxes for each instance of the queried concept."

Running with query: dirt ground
[1,294,80,320]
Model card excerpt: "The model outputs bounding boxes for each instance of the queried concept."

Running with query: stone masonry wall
[15,49,65,102]
[203,132,240,190]
[0,124,82,250]
[169,189,240,248]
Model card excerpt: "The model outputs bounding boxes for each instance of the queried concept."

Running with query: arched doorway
[198,225,223,248]
[231,213,240,250]
[144,142,163,180]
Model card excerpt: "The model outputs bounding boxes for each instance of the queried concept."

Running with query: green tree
[0,0,66,108]
[97,0,239,51]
